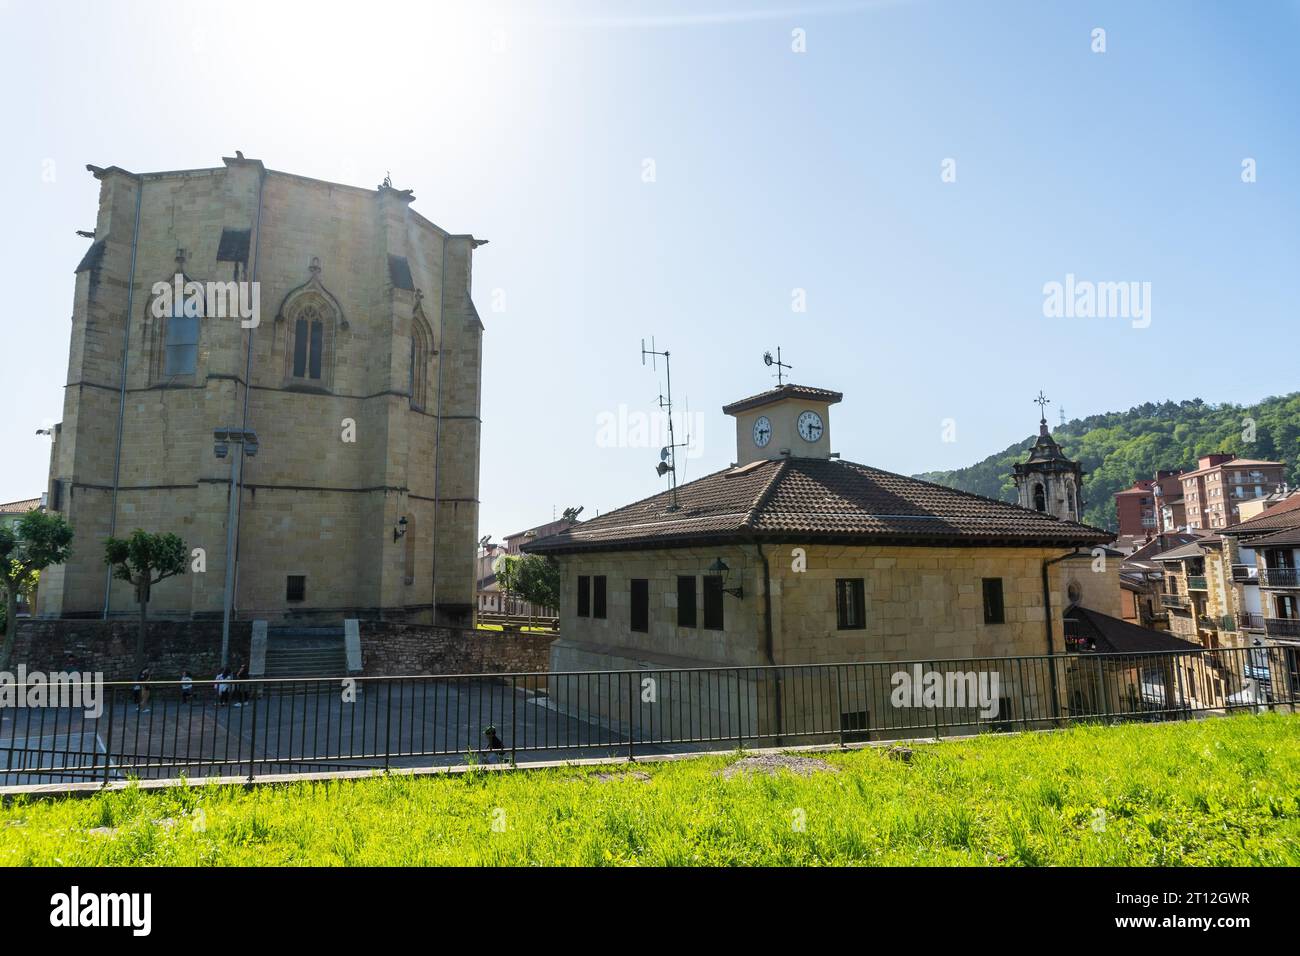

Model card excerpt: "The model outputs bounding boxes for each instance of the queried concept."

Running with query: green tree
[492,553,559,613]
[104,529,187,668]
[0,510,74,669]
[513,554,560,610]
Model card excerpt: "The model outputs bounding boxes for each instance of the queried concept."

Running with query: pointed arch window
[292,305,325,381]
[165,303,200,376]
[1033,483,1047,513]
[148,278,204,382]
[281,293,340,389]
[410,312,433,409]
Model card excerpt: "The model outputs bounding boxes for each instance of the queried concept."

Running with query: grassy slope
[2,713,1298,866]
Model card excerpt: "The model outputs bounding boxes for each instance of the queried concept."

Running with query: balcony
[1232,564,1257,583]
[1263,618,1300,639]
[1197,615,1218,632]
[1259,567,1299,589]
[1187,575,1208,590]
[1238,612,1266,631]
[1161,594,1189,610]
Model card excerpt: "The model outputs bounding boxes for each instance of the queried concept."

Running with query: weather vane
[1034,390,1050,421]
[763,347,792,386]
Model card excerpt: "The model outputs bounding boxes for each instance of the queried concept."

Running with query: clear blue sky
[2,0,1297,541]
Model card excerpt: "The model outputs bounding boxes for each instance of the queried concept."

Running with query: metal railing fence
[2,645,1297,786]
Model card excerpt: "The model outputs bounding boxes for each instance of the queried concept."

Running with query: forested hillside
[916,394,1300,531]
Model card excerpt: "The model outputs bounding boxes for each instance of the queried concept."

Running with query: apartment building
[1179,455,1285,530]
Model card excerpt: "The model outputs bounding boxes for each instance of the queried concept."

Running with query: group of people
[132,662,250,710]
[212,663,251,706]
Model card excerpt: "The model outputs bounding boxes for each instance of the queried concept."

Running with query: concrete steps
[263,626,348,680]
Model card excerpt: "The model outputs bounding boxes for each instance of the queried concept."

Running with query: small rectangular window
[593,575,607,619]
[677,575,697,628]
[982,578,1005,624]
[576,575,590,617]
[703,575,724,630]
[286,575,306,603]
[836,578,866,630]
[630,578,649,632]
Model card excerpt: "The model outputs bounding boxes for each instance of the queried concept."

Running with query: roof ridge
[740,458,789,530]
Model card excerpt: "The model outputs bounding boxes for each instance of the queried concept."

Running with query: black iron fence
[2,645,1298,787]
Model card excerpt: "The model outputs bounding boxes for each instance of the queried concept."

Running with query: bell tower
[1012,391,1085,522]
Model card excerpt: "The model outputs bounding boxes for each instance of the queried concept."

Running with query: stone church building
[39,155,484,624]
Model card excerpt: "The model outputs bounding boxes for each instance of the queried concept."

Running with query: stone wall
[10,618,252,682]
[359,622,555,675]
[550,542,1120,670]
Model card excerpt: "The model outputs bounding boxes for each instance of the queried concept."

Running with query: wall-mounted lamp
[708,557,744,599]
[393,515,408,542]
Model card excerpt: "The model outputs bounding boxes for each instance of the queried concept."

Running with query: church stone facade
[39,155,484,625]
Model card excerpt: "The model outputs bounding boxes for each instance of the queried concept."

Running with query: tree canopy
[915,393,1300,531]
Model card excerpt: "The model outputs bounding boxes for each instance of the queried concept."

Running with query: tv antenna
[642,337,691,512]
[763,347,792,386]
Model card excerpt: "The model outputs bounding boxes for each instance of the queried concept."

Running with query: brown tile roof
[1153,539,1212,562]
[1065,605,1200,654]
[721,384,843,416]
[523,457,1113,555]
[1240,526,1300,549]
[1220,494,1300,536]
[0,498,41,515]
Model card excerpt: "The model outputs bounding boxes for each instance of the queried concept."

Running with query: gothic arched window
[410,312,433,409]
[1033,483,1047,513]
[164,302,200,377]
[291,304,326,381]
[147,280,203,382]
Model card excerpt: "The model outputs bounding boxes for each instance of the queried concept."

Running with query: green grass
[3,713,1298,866]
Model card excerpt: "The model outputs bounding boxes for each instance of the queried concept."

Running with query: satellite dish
[763,351,774,367]
[660,447,669,461]
[656,461,673,477]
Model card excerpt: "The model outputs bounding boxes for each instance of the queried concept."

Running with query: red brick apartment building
[1114,480,1157,536]
[1114,470,1184,535]
[1181,455,1286,530]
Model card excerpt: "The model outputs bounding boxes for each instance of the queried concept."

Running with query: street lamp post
[214,428,258,669]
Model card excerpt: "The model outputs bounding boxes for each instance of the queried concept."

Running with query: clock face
[797,410,824,442]
[752,416,772,448]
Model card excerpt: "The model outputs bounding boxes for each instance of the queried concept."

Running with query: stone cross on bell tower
[1012,391,1086,523]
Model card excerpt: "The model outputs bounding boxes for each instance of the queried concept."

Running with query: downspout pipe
[228,165,267,629]
[103,176,144,619]
[429,239,449,622]
[1042,547,1082,720]
[753,539,782,743]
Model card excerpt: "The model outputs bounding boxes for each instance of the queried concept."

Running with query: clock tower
[722,384,842,466]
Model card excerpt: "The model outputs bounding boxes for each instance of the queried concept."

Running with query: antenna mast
[642,337,690,512]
